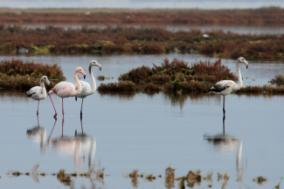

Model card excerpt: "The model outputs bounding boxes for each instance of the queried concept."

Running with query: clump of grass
[165,167,175,189]
[145,174,156,182]
[98,59,236,95]
[56,169,72,186]
[236,86,284,95]
[270,75,284,86]
[129,170,140,187]
[0,60,65,91]
[253,176,267,185]
[186,170,202,188]
[9,171,22,176]
[98,81,137,94]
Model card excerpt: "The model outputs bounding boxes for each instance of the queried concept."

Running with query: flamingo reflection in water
[27,117,96,170]
[51,118,97,170]
[26,115,57,153]
[204,111,245,185]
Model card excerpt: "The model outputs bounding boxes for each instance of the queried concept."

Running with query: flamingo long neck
[40,81,47,96]
[89,65,97,92]
[73,72,82,96]
[236,63,243,87]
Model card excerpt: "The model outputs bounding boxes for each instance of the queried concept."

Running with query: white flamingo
[48,66,86,120]
[76,60,102,119]
[210,57,248,116]
[26,75,50,116]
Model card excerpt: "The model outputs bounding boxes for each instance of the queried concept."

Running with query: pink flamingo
[48,66,86,120]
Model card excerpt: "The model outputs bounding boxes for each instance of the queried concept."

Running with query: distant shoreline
[0,7,283,26]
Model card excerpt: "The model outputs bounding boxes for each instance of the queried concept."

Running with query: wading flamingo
[26,75,50,116]
[48,66,86,120]
[76,60,102,119]
[210,57,248,120]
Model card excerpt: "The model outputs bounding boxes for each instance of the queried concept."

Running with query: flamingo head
[237,57,248,69]
[89,60,102,71]
[40,75,50,85]
[75,66,87,79]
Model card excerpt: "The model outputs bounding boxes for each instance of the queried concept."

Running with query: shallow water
[0,54,284,189]
[0,0,283,9]
[1,53,284,85]
[11,24,284,35]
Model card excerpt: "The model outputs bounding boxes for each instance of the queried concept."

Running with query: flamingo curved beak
[246,65,248,69]
[99,67,102,71]
[83,74,86,79]
[46,80,51,85]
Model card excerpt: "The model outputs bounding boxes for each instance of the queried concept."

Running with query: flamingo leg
[36,112,40,126]
[80,98,84,120]
[80,117,84,134]
[222,95,226,127]
[62,97,64,117]
[48,94,57,120]
[36,100,40,116]
[61,117,64,137]
[47,119,57,144]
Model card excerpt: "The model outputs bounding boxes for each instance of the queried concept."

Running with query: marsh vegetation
[0,26,283,62]
[0,60,65,91]
[98,59,284,96]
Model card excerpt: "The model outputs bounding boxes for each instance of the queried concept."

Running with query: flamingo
[26,75,50,116]
[48,66,86,120]
[210,57,248,120]
[76,60,102,119]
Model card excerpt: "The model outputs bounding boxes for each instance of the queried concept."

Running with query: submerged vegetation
[7,166,279,188]
[0,60,65,91]
[99,59,284,96]
[0,26,283,61]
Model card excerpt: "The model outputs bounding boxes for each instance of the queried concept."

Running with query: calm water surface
[0,54,284,189]
[1,53,284,85]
